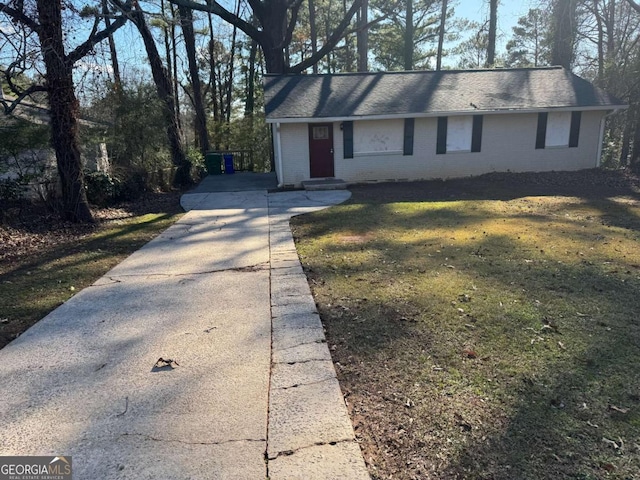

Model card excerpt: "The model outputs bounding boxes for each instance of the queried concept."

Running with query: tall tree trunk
[245,39,257,116]
[594,0,605,80]
[226,0,241,123]
[357,0,368,71]
[550,0,578,69]
[102,0,121,91]
[486,0,497,66]
[309,0,319,73]
[170,4,182,132]
[404,0,413,70]
[404,0,415,71]
[36,0,93,222]
[128,5,190,186]
[179,5,209,154]
[436,0,447,70]
[207,12,220,123]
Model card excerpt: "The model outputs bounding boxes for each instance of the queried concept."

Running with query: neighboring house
[263,67,627,188]
[0,96,109,199]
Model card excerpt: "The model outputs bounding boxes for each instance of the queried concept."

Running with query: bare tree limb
[167,0,262,42]
[284,0,305,48]
[66,0,132,66]
[0,84,47,115]
[0,2,40,32]
[289,0,363,73]
[626,0,640,13]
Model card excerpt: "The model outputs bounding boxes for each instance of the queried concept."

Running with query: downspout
[273,123,284,187]
[596,109,620,167]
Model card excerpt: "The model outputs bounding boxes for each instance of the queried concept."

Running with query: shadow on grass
[295,171,640,479]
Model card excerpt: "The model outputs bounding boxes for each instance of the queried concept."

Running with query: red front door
[308,123,334,178]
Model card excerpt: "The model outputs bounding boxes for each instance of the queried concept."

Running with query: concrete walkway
[0,186,369,479]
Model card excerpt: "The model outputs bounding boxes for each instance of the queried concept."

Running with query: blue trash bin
[223,154,235,174]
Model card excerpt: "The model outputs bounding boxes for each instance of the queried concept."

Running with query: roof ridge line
[263,66,565,78]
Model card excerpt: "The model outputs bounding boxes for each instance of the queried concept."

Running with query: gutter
[265,105,629,124]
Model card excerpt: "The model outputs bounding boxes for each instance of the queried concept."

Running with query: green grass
[0,210,183,348]
[292,179,640,480]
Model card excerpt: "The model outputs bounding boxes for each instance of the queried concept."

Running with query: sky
[71,0,541,101]
[455,0,540,48]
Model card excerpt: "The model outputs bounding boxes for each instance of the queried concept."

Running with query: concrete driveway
[0,185,369,479]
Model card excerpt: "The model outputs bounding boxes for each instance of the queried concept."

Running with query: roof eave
[265,104,628,123]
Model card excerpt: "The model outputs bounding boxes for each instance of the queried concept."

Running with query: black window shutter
[569,111,581,148]
[471,115,483,152]
[403,118,415,155]
[536,112,548,149]
[343,121,353,158]
[436,117,447,154]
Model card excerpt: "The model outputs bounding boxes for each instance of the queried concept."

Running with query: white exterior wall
[278,111,606,186]
[278,123,310,186]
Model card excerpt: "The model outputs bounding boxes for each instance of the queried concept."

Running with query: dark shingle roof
[263,67,625,121]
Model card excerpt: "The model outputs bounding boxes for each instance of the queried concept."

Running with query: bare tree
[550,0,578,68]
[168,0,363,73]
[357,0,369,71]
[486,0,498,66]
[178,4,209,154]
[403,0,413,69]
[436,0,447,70]
[111,0,191,186]
[0,0,131,222]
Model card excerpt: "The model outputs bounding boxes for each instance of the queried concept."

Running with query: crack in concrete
[277,376,335,391]
[88,263,271,285]
[121,432,266,446]
[274,339,326,352]
[267,437,356,460]
[273,358,331,365]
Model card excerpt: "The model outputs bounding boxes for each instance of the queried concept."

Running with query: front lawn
[0,192,184,349]
[292,170,640,480]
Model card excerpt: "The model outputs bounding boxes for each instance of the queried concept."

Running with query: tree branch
[0,84,47,115]
[289,0,363,73]
[0,2,40,32]
[167,0,263,42]
[626,0,640,13]
[284,0,304,48]
[66,0,133,66]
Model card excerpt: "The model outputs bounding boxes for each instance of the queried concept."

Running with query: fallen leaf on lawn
[602,437,620,449]
[542,317,560,332]
[463,348,477,359]
[609,405,629,414]
[558,341,566,350]
[600,462,616,472]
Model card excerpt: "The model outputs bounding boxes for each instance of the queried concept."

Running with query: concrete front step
[302,178,348,191]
